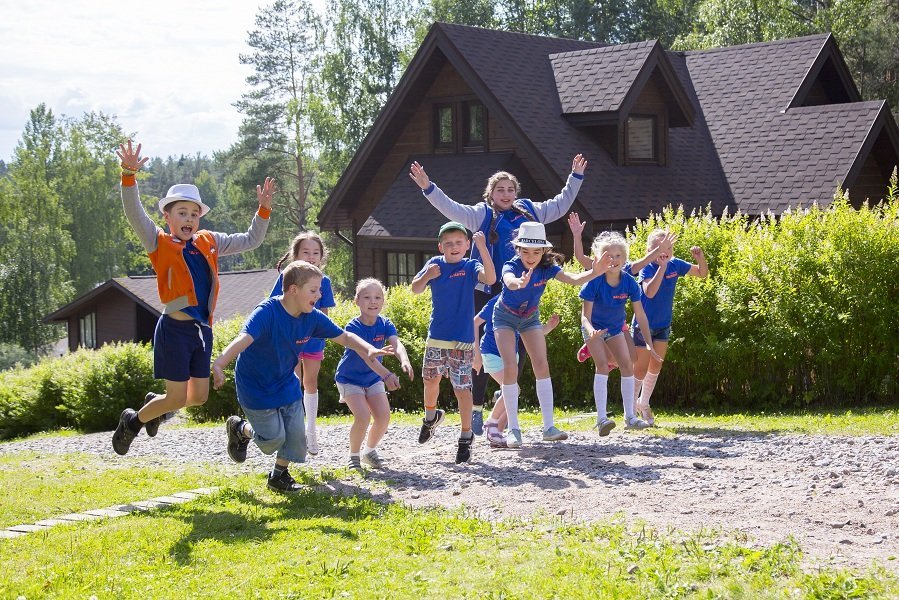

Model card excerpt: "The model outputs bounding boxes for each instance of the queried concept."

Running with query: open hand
[409,161,431,190]
[256,177,277,209]
[571,154,588,175]
[567,212,585,235]
[116,140,149,172]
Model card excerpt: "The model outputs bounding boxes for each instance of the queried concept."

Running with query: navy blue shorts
[153,315,213,382]
[632,325,671,347]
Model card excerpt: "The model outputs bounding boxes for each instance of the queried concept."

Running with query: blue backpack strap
[478,203,494,236]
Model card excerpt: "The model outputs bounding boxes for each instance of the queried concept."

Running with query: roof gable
[789,34,861,109]
[551,40,694,127]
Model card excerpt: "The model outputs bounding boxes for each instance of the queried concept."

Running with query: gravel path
[2,418,897,570]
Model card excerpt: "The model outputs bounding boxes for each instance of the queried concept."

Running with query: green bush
[0,343,37,371]
[1,176,897,438]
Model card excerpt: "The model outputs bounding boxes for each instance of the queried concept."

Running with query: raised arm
[117,140,159,252]
[567,212,592,269]
[211,332,255,389]
[472,232,496,285]
[212,178,276,256]
[530,154,587,223]
[410,161,486,231]
[411,262,440,294]
[642,256,669,299]
[689,246,708,278]
[555,251,611,286]
[629,232,676,276]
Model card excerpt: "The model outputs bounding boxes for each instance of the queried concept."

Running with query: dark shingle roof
[551,41,656,114]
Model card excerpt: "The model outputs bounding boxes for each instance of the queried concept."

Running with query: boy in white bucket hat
[492,221,611,448]
[112,139,276,456]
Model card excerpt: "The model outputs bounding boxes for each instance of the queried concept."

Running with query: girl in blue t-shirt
[271,232,336,456]
[580,232,662,434]
[632,230,708,425]
[335,279,413,472]
[494,221,610,448]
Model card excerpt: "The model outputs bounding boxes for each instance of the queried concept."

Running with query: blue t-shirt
[579,271,641,333]
[334,315,397,387]
[235,297,343,410]
[417,256,483,344]
[497,257,562,316]
[181,240,211,324]
[270,272,336,354]
[634,258,692,329]
[477,295,501,356]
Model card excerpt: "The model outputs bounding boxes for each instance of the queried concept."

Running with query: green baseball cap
[437,221,469,241]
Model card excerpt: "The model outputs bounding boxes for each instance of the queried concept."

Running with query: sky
[0,0,278,162]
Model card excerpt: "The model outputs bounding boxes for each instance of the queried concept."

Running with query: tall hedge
[2,179,897,438]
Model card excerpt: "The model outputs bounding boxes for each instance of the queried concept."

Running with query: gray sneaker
[625,416,651,430]
[595,417,616,437]
[361,449,384,469]
[542,425,568,441]
[507,428,523,449]
[471,409,484,436]
[348,455,364,473]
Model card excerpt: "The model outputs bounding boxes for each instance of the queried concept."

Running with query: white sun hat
[513,221,553,248]
[158,184,211,217]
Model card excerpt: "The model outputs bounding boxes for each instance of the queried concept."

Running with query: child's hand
[384,372,401,391]
[472,352,483,374]
[472,231,487,249]
[587,327,608,340]
[567,212,585,235]
[425,263,441,281]
[571,154,588,175]
[515,269,533,290]
[211,360,226,390]
[256,177,277,209]
[401,361,415,381]
[544,313,561,333]
[690,246,704,261]
[592,251,613,274]
[648,346,664,363]
[409,161,431,190]
[116,140,149,172]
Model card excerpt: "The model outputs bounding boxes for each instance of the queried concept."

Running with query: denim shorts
[241,400,306,463]
[493,301,543,333]
[632,325,672,346]
[481,352,518,375]
[153,315,213,381]
[581,325,623,343]
[337,380,386,402]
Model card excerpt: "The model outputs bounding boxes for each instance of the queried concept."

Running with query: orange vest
[149,230,221,323]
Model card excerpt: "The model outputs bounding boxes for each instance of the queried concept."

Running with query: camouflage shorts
[422,347,473,390]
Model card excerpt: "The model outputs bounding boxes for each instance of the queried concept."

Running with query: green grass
[1,465,896,599]
[0,452,225,528]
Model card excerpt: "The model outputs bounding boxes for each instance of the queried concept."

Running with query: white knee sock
[621,376,636,420]
[641,372,659,406]
[535,377,554,430]
[634,378,643,404]
[593,373,609,420]
[304,392,319,430]
[502,383,520,431]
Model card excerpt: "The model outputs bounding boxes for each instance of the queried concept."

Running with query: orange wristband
[257,205,272,219]
[121,173,136,186]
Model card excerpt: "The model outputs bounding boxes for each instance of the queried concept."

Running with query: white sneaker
[306,428,319,455]
[507,428,523,449]
[625,416,650,430]
[361,449,384,469]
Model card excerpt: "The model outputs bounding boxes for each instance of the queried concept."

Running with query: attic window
[463,102,486,148]
[626,115,657,164]
[434,104,454,149]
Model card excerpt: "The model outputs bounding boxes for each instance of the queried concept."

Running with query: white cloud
[0,0,279,161]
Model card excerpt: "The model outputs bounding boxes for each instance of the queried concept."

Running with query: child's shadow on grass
[166,486,372,564]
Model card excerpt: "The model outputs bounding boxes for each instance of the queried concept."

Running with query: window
[79,312,96,349]
[463,101,486,147]
[434,105,454,149]
[386,252,419,286]
[626,115,656,163]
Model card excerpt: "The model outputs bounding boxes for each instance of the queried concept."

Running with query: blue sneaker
[471,409,484,436]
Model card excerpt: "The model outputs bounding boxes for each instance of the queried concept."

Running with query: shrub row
[2,182,897,437]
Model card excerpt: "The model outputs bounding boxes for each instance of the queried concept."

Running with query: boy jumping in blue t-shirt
[411,222,496,463]
[212,261,393,493]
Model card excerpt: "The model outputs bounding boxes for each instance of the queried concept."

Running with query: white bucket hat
[513,221,553,248]
[158,184,211,217]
